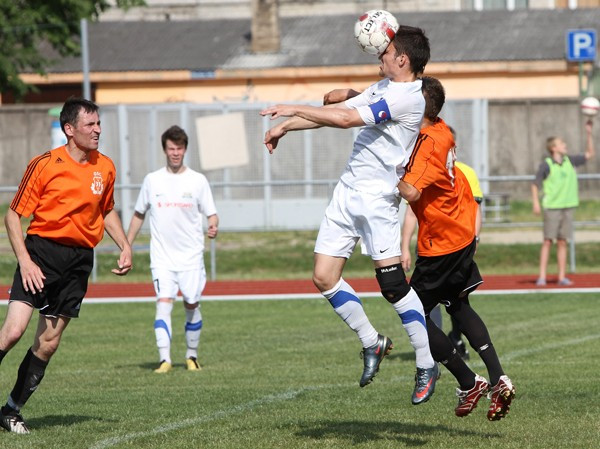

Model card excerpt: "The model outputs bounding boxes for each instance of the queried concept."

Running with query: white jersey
[342,78,424,195]
[134,167,217,271]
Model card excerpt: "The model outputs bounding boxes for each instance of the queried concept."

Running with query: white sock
[323,278,378,348]
[154,301,173,364]
[391,288,434,368]
[185,307,202,360]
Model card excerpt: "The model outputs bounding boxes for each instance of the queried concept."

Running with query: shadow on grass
[27,414,104,429]
[295,420,501,445]
[136,361,188,371]
[387,350,418,363]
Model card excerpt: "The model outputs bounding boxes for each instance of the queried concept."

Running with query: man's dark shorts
[9,235,94,318]
[410,238,483,315]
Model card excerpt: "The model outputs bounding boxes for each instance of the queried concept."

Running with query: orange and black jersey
[402,118,477,257]
[10,145,116,248]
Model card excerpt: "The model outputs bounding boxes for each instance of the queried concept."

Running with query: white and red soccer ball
[354,10,399,56]
[580,96,600,117]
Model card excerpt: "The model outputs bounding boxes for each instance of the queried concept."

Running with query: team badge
[91,171,104,195]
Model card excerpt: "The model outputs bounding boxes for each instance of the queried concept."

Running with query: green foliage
[0,293,598,448]
[0,0,145,99]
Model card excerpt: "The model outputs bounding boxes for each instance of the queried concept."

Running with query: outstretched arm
[263,117,322,153]
[262,103,357,153]
[261,103,364,129]
[323,88,362,105]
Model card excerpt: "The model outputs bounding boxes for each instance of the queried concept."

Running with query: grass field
[0,292,598,448]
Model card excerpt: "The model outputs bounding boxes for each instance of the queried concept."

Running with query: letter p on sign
[566,29,597,62]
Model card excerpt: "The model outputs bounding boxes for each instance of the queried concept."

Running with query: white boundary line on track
[73,287,600,304]
[1,287,598,306]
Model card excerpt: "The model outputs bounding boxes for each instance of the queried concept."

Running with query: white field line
[89,385,324,449]
[6,286,591,305]
[1,287,598,306]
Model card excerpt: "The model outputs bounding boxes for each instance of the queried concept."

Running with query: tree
[0,0,145,100]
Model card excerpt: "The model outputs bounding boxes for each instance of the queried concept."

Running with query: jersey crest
[91,171,104,195]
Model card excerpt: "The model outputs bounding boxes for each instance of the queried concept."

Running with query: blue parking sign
[566,29,597,62]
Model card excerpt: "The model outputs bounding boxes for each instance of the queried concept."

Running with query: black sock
[9,348,49,410]
[426,317,475,390]
[477,343,504,386]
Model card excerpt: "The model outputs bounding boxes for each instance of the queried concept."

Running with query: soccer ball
[580,96,600,117]
[354,10,399,56]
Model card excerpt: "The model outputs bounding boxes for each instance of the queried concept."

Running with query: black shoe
[359,334,393,387]
[448,332,470,361]
[0,410,30,434]
[412,364,438,405]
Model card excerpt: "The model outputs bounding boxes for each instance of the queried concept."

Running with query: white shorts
[150,266,207,304]
[314,182,401,261]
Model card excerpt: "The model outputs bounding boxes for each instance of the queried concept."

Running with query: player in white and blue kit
[127,125,218,373]
[260,25,437,404]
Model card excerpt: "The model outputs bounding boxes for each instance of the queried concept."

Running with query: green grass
[0,292,598,448]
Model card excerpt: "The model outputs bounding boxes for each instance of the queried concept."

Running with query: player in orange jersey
[0,97,132,434]
[398,77,515,421]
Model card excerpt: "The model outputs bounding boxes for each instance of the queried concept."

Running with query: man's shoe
[186,357,201,371]
[455,374,490,417]
[154,360,172,374]
[359,334,393,387]
[448,332,470,361]
[487,375,515,421]
[412,364,438,405]
[0,411,30,434]
[558,278,573,286]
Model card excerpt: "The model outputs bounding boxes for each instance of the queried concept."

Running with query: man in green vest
[531,119,595,286]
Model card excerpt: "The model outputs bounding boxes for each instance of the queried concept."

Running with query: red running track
[2,273,598,299]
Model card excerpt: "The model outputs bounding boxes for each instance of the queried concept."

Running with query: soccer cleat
[448,332,470,361]
[412,364,438,405]
[186,357,201,371]
[0,411,30,434]
[487,375,515,421]
[455,374,490,417]
[154,360,172,374]
[359,334,393,387]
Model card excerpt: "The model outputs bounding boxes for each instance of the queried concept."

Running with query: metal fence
[93,100,487,231]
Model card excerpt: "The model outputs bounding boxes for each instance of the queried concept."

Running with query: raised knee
[375,264,410,303]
